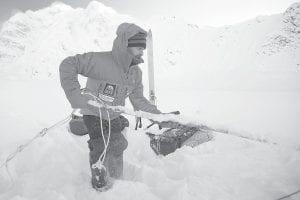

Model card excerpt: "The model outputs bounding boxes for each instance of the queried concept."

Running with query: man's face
[127,47,145,59]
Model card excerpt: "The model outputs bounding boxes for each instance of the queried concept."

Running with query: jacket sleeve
[59,52,95,109]
[129,68,161,114]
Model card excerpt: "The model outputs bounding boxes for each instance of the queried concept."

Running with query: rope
[99,109,111,164]
[84,92,112,170]
[0,115,72,184]
[275,190,300,200]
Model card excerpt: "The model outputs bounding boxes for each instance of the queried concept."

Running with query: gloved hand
[165,111,180,115]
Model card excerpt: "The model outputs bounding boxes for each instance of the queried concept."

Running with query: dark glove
[166,111,180,115]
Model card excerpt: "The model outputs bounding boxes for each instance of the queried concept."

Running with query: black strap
[135,117,142,130]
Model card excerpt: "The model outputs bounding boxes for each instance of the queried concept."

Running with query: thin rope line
[0,115,72,183]
[0,115,71,190]
[89,94,111,170]
[276,190,300,200]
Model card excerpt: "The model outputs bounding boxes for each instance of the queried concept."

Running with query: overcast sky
[0,0,296,28]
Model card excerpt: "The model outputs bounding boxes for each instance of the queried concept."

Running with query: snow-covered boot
[90,163,108,190]
[88,139,109,190]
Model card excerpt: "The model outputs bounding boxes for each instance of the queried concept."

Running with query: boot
[88,139,108,190]
[90,163,108,189]
[88,132,128,188]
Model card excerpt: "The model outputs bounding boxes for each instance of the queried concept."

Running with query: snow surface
[0,1,300,200]
[0,80,299,200]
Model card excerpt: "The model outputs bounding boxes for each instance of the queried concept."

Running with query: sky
[0,0,297,28]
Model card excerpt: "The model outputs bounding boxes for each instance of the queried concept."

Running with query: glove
[165,111,180,115]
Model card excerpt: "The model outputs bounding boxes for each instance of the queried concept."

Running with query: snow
[0,80,299,200]
[1,1,300,200]
[0,1,134,79]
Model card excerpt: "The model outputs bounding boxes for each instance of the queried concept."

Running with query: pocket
[110,116,128,132]
[119,116,129,128]
[69,115,88,136]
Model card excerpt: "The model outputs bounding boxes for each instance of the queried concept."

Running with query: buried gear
[146,122,213,156]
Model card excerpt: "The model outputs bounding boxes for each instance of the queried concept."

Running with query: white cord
[99,109,111,164]
[89,94,111,169]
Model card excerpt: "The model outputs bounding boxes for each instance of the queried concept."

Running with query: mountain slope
[0,2,299,91]
[0,1,133,79]
[148,3,300,90]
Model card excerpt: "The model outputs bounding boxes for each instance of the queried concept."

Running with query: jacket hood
[112,23,147,72]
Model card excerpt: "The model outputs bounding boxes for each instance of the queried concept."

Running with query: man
[59,23,161,190]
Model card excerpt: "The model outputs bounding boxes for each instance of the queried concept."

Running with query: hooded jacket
[59,23,160,120]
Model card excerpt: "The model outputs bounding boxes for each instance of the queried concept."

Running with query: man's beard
[131,55,144,66]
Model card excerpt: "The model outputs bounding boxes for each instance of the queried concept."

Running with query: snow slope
[147,3,300,91]
[0,80,299,200]
[0,1,300,200]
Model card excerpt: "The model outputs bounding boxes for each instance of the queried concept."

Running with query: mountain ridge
[0,1,299,85]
